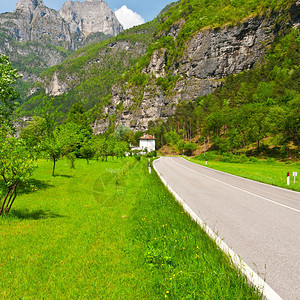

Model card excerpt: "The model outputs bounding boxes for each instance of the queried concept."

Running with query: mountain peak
[14,0,44,12]
[85,0,104,3]
[59,0,123,37]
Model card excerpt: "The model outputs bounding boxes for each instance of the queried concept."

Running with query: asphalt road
[153,157,300,299]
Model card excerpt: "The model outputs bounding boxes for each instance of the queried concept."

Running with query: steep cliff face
[0,0,73,55]
[59,0,123,40]
[92,3,299,133]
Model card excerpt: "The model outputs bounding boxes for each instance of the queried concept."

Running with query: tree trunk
[0,182,18,215]
[52,158,56,176]
[0,188,11,215]
[5,183,18,214]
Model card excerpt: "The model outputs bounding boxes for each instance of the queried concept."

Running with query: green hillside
[19,20,160,117]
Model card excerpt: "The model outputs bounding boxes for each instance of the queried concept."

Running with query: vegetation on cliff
[149,27,299,157]
[19,19,160,117]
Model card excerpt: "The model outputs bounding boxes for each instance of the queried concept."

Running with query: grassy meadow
[0,157,262,299]
[189,158,300,192]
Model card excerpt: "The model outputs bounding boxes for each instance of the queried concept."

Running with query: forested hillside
[19,19,160,116]
[18,0,299,158]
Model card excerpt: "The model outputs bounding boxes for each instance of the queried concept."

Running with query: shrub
[266,157,276,164]
[249,156,259,163]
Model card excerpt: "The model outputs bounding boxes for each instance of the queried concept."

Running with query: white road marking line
[171,158,300,213]
[153,159,283,300]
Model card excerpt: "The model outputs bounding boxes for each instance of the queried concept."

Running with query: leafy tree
[0,56,36,215]
[164,130,180,146]
[66,102,92,133]
[148,120,166,148]
[184,141,198,156]
[40,99,62,176]
[0,126,36,215]
[80,141,95,164]
[55,122,82,168]
[106,137,117,158]
[0,55,21,127]
[114,124,133,143]
[94,136,109,161]
[285,96,300,147]
[114,141,129,159]
[19,116,47,151]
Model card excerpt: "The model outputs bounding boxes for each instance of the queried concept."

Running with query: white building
[138,134,156,152]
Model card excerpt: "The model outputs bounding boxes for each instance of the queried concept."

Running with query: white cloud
[115,5,144,30]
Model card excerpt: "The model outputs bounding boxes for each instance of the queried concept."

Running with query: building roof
[139,134,156,140]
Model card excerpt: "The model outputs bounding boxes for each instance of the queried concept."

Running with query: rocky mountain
[21,20,159,114]
[0,0,123,85]
[59,0,122,39]
[94,0,300,133]
[19,0,299,137]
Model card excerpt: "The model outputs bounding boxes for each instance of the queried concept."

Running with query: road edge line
[153,159,283,300]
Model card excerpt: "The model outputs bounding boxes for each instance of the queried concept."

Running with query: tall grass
[0,158,262,299]
[190,157,300,192]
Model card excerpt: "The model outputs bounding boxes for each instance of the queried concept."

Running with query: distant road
[153,157,300,299]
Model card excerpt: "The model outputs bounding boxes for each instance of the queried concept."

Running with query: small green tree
[0,56,36,215]
[94,136,109,161]
[0,127,36,215]
[40,99,62,176]
[80,142,95,164]
[114,141,129,159]
[0,55,21,127]
[55,122,83,168]
[19,116,47,155]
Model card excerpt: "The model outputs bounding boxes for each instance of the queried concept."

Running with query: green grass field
[0,158,261,299]
[188,158,300,192]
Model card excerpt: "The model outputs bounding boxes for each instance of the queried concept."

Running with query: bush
[195,151,221,161]
[249,156,259,163]
[266,157,276,164]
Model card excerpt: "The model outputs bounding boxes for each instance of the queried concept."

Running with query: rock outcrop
[1,0,73,50]
[59,0,123,39]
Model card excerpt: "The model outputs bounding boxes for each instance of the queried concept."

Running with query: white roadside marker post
[287,172,290,186]
[293,172,297,184]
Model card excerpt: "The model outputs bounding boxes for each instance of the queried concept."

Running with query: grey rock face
[59,0,123,38]
[178,16,279,79]
[1,0,72,48]
[145,49,167,78]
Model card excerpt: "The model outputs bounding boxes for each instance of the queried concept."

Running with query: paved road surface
[153,157,300,299]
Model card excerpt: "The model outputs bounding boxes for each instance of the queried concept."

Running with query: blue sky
[0,0,175,23]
